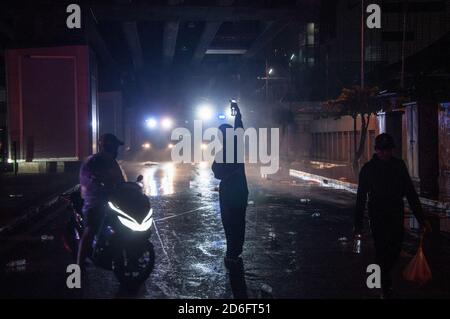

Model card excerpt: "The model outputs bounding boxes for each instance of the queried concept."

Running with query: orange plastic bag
[403,236,432,285]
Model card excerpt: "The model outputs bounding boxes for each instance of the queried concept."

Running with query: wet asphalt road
[1,161,450,299]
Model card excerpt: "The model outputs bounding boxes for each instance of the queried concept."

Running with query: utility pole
[400,0,408,89]
[356,0,365,158]
[360,0,365,90]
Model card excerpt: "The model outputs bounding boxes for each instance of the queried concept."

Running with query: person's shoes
[224,256,243,269]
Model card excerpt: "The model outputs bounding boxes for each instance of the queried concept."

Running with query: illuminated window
[307,23,315,46]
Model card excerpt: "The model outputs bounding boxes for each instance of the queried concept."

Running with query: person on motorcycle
[77,133,126,267]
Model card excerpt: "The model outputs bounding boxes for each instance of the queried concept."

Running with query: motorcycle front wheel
[112,241,155,287]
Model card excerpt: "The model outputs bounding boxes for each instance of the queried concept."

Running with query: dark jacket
[79,152,126,212]
[212,113,249,207]
[354,154,426,232]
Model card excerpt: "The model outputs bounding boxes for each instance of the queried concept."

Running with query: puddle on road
[142,162,176,196]
[191,262,219,275]
[133,162,217,206]
[197,240,225,257]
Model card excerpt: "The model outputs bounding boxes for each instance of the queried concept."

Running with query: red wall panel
[6,45,94,161]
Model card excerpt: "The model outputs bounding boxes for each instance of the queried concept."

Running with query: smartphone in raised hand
[230,99,238,116]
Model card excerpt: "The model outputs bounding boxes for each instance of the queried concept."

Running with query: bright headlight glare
[161,118,173,129]
[197,105,213,121]
[146,118,157,129]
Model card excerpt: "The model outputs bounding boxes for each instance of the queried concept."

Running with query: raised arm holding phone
[212,100,249,269]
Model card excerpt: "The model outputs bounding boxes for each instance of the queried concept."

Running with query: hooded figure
[212,104,249,268]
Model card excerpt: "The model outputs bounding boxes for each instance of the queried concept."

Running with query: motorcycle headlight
[108,202,153,232]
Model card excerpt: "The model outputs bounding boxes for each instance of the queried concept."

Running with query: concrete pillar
[417,100,439,198]
[330,132,334,161]
[438,103,450,202]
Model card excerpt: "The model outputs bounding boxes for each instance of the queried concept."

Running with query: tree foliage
[323,85,394,176]
[323,86,385,119]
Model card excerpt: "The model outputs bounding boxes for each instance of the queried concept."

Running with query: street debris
[143,162,158,166]
[259,284,273,298]
[8,194,23,198]
[268,231,276,241]
[311,212,321,218]
[41,234,55,242]
[6,259,27,267]
[248,200,255,206]
[352,236,362,254]
[5,259,27,272]
[300,198,311,203]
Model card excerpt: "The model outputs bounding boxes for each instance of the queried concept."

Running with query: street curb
[289,169,358,193]
[0,185,79,236]
[289,168,450,211]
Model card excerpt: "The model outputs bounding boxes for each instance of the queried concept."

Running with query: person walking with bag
[353,133,432,298]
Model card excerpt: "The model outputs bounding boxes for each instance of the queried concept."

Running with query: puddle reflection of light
[161,163,175,195]
[192,262,215,275]
[198,161,209,170]
[310,161,347,169]
[196,162,212,190]
[142,163,176,196]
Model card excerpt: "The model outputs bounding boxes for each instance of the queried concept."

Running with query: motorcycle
[61,175,155,286]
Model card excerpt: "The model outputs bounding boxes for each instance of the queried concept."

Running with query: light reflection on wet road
[1,161,450,299]
[140,162,176,196]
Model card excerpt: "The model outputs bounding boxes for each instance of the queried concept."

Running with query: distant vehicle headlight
[197,105,213,121]
[161,117,173,129]
[146,118,157,129]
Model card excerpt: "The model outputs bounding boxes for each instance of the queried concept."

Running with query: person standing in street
[353,133,431,298]
[212,102,249,269]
